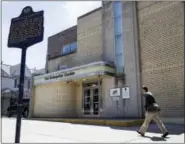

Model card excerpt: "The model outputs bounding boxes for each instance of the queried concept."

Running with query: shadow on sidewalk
[110,123,184,135]
[143,135,169,142]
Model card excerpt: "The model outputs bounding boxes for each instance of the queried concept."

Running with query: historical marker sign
[7,6,44,143]
[8,6,44,48]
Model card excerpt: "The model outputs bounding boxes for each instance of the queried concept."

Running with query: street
[2,117,184,143]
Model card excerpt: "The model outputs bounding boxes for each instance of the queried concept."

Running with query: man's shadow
[143,135,169,141]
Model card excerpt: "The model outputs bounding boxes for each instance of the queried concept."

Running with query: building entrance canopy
[33,61,116,86]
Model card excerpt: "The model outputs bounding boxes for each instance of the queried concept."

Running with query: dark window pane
[85,96,90,103]
[28,80,30,89]
[14,79,17,88]
[93,96,99,103]
[93,89,99,96]
[93,103,99,115]
[84,89,90,96]
[84,103,90,110]
[93,103,99,110]
[62,44,70,55]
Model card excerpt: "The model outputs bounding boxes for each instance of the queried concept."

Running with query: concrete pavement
[31,117,144,127]
[2,117,184,143]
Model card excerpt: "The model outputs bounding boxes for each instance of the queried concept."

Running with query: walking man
[137,86,169,138]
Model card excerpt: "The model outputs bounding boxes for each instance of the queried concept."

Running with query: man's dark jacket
[144,92,160,112]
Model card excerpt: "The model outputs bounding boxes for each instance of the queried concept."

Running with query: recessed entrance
[83,81,101,116]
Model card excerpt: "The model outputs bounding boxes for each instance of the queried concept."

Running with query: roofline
[1,75,14,79]
[47,7,102,39]
[78,7,102,20]
[48,25,77,39]
[1,69,9,75]
[1,63,12,66]
[2,63,31,69]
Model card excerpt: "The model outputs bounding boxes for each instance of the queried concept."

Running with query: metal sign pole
[116,100,119,118]
[15,47,27,143]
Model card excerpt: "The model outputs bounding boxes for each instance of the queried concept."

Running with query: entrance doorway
[83,82,101,116]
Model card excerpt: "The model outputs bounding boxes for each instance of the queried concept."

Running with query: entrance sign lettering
[44,72,75,80]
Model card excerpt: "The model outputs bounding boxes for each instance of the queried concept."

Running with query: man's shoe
[137,130,144,137]
[162,132,169,138]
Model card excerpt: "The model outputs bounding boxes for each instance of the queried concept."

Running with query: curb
[29,118,144,127]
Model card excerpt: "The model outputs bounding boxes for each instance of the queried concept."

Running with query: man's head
[142,86,148,93]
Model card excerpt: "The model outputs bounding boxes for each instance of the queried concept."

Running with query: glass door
[83,88,91,115]
[92,88,99,115]
[83,81,101,116]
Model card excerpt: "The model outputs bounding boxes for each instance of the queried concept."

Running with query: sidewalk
[2,117,184,143]
[30,118,144,127]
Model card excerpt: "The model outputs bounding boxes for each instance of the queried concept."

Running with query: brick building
[29,1,184,121]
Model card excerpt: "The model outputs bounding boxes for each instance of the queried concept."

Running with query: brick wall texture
[47,8,102,73]
[137,2,184,117]
[47,26,77,59]
[47,26,77,72]
[77,8,103,65]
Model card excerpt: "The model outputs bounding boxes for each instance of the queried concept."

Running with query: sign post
[109,88,120,117]
[7,6,44,143]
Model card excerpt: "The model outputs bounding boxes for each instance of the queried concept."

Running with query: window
[62,44,70,55]
[14,78,20,88]
[28,80,30,89]
[14,79,17,88]
[71,42,77,52]
[61,41,77,55]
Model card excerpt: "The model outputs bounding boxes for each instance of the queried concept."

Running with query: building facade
[1,64,32,97]
[1,63,32,115]
[29,1,184,119]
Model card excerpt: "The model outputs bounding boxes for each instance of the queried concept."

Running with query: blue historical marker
[7,6,44,143]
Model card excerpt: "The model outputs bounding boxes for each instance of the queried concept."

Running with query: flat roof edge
[78,7,102,20]
[48,25,77,39]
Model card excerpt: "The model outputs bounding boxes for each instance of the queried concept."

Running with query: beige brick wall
[137,1,158,10]
[47,8,103,73]
[138,2,184,117]
[101,77,117,117]
[33,82,77,118]
[75,82,83,117]
[47,53,77,72]
[77,8,103,65]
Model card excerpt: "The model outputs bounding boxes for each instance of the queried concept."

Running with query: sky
[2,1,101,70]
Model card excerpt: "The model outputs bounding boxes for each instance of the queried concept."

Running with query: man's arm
[144,94,150,110]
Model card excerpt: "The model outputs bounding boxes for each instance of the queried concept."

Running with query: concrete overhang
[33,61,116,86]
